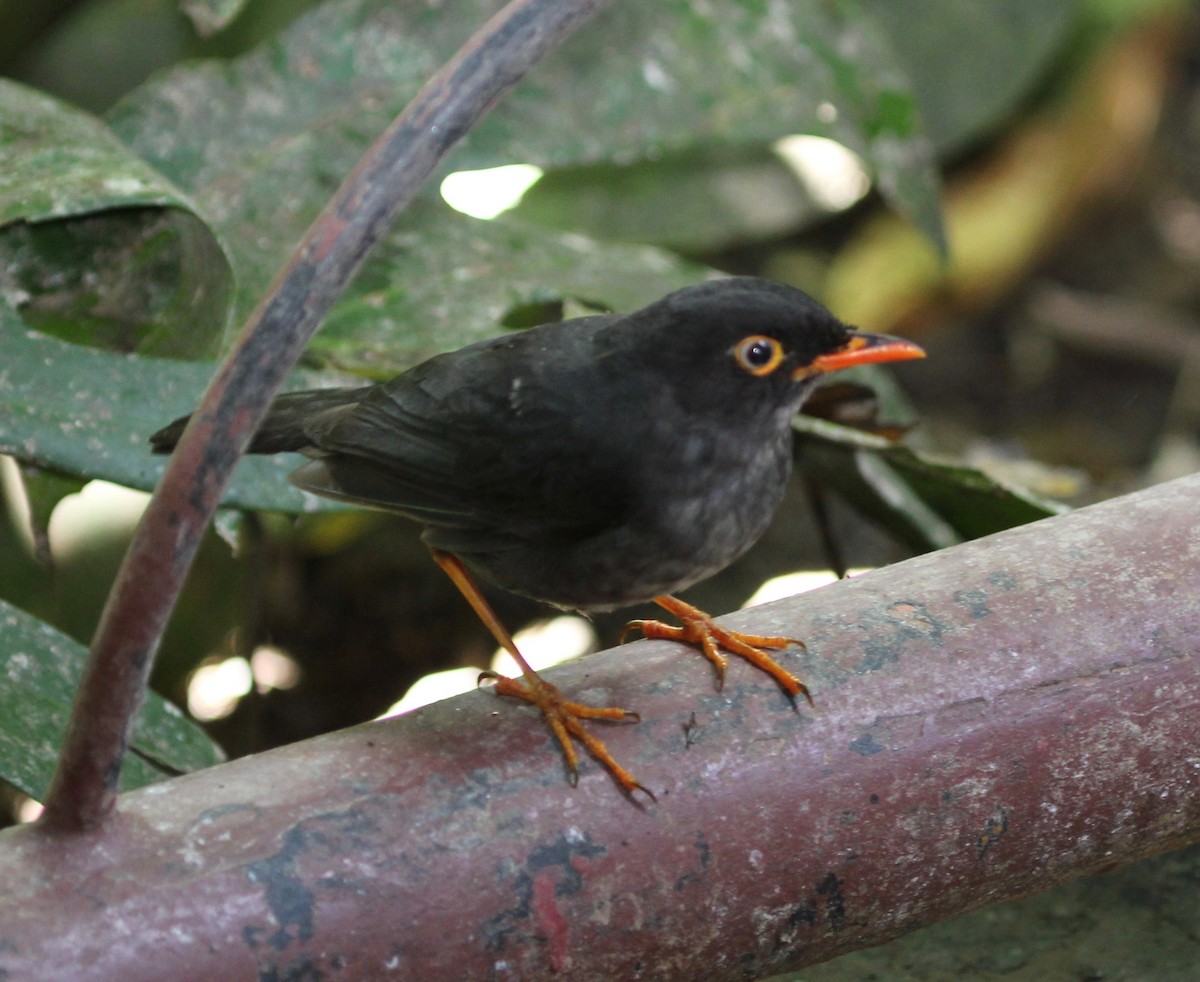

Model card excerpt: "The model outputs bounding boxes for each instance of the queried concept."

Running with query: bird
[150,277,924,797]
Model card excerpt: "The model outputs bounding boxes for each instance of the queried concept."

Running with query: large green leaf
[515,142,853,256]
[514,0,1076,253]
[314,202,708,375]
[0,598,224,802]
[795,416,1067,552]
[0,80,181,223]
[0,300,327,512]
[106,0,943,354]
[0,79,234,359]
[859,0,1078,154]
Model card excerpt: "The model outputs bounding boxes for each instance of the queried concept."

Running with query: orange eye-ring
[732,335,785,376]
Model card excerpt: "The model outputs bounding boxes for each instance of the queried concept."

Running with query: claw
[484,670,653,799]
[434,549,655,796]
[625,595,812,706]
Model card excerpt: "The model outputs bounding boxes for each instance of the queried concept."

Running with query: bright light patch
[48,480,150,558]
[743,568,873,608]
[440,163,544,220]
[381,615,597,718]
[0,456,34,557]
[250,644,301,692]
[771,135,870,212]
[187,656,252,721]
[16,795,44,824]
[489,615,595,678]
[382,666,481,717]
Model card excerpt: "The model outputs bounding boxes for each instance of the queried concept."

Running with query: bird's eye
[732,335,785,376]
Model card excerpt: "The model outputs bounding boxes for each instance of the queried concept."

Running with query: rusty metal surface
[3,474,1199,980]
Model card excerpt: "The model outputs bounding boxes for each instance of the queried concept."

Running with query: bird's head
[610,277,924,422]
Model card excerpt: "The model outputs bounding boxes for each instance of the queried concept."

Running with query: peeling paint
[531,870,570,971]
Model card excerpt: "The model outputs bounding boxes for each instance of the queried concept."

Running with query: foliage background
[1,0,1198,975]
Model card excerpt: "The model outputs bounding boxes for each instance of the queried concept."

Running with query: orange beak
[799,332,926,377]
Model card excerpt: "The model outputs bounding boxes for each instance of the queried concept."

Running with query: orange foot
[623,594,813,706]
[431,548,654,797]
[479,669,654,800]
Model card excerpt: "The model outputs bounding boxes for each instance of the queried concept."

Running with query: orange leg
[623,595,813,707]
[429,549,653,799]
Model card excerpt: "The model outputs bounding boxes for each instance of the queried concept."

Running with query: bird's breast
[629,429,792,587]
[499,423,794,611]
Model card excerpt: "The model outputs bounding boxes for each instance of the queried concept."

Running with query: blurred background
[1,0,1199,976]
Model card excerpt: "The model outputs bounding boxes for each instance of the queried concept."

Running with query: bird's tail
[149,386,370,455]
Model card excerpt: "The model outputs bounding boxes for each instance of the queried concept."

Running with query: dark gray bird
[152,277,924,796]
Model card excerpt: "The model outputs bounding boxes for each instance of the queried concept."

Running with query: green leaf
[0,300,332,513]
[0,78,234,358]
[106,0,943,337]
[1,209,235,359]
[0,79,189,223]
[795,416,1068,553]
[515,0,955,254]
[513,144,843,255]
[514,0,1077,254]
[0,598,224,802]
[316,202,709,375]
[859,0,1078,154]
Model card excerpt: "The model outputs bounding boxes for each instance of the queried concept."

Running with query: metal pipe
[5,474,1198,980]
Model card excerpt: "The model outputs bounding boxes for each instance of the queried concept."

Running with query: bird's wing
[291,322,632,545]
